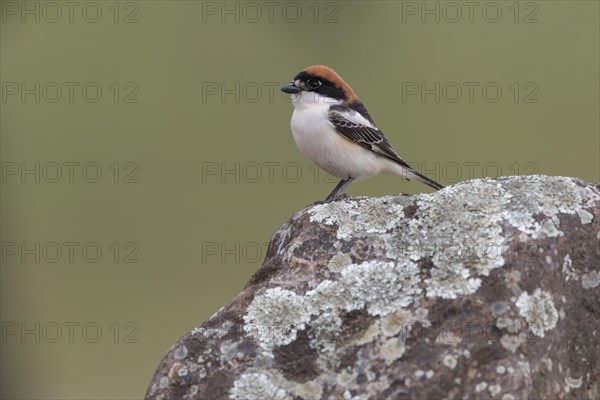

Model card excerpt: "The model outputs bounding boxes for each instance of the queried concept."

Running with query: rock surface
[146,176,600,400]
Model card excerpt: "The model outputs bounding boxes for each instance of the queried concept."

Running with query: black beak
[281,82,302,94]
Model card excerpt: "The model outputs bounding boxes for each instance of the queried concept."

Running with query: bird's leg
[323,177,355,203]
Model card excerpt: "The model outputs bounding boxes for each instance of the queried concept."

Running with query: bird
[281,65,444,202]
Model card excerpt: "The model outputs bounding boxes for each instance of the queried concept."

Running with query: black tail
[410,169,444,190]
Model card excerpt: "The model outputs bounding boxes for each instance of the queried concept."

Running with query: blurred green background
[1,1,598,398]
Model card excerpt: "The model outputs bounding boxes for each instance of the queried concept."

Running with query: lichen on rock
[146,176,600,400]
[515,288,559,338]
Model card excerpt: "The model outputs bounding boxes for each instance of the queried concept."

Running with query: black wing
[328,106,445,190]
[328,108,412,170]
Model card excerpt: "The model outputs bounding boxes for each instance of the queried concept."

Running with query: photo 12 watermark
[197,237,541,267]
[198,160,540,186]
[1,162,140,184]
[1,82,140,104]
[200,1,340,23]
[201,81,287,104]
[198,81,540,104]
[401,81,540,104]
[200,161,337,185]
[1,321,139,343]
[424,240,541,267]
[190,317,541,347]
[201,241,270,264]
[1,1,140,24]
[400,1,540,24]
[404,161,540,184]
[1,241,140,264]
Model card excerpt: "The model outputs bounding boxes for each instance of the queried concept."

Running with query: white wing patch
[329,107,376,128]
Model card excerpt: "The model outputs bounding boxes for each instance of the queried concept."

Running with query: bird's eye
[308,80,321,89]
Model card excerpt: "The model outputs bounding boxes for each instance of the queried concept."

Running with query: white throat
[290,91,343,111]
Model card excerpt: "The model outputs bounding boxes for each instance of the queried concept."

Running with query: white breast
[289,92,387,180]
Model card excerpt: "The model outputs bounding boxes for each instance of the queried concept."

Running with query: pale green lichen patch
[496,317,521,333]
[243,288,313,350]
[562,254,578,282]
[338,260,421,316]
[443,354,458,369]
[336,369,357,386]
[516,289,558,338]
[381,310,413,337]
[475,381,488,392]
[413,180,508,271]
[425,263,482,299]
[309,196,405,240]
[354,322,381,346]
[220,340,241,361]
[308,312,342,348]
[229,372,290,400]
[562,248,599,290]
[327,253,353,272]
[174,345,188,360]
[581,271,600,289]
[384,179,510,299]
[159,376,169,389]
[578,209,593,224]
[565,375,583,392]
[501,176,599,238]
[381,337,406,365]
[294,380,323,399]
[488,384,502,396]
[306,260,422,317]
[415,308,431,327]
[307,279,352,312]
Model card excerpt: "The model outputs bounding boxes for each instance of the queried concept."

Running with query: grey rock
[146,176,600,400]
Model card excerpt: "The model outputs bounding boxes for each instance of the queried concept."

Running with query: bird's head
[281,65,357,104]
